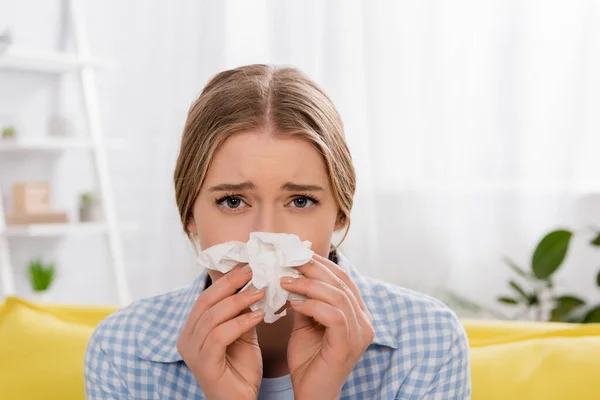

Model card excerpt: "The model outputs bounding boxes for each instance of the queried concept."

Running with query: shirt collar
[137,251,398,363]
[136,272,209,363]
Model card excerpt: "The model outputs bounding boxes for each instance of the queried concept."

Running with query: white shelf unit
[0,46,114,73]
[4,222,137,238]
[0,137,128,152]
[0,0,132,305]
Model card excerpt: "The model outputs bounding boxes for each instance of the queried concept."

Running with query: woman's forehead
[204,131,330,186]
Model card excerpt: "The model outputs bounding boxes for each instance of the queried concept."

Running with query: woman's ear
[186,212,197,234]
[334,212,346,231]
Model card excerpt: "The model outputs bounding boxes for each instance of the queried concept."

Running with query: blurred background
[1,0,599,322]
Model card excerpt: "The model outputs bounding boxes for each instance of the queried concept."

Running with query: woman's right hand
[177,264,266,400]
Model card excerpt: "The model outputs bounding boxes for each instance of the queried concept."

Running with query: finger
[193,286,265,346]
[313,254,369,316]
[311,254,372,324]
[280,277,358,332]
[296,256,369,324]
[182,263,252,337]
[290,301,314,332]
[289,299,350,346]
[294,257,339,286]
[202,309,264,365]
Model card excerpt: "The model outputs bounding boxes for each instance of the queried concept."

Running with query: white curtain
[183,0,600,311]
[7,0,599,309]
[112,0,600,309]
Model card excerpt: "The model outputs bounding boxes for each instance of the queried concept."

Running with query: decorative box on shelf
[6,182,69,225]
[12,182,51,213]
[6,212,68,225]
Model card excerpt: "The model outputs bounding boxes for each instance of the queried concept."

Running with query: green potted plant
[497,229,600,323]
[441,228,600,323]
[2,125,16,140]
[28,258,56,303]
[79,191,101,222]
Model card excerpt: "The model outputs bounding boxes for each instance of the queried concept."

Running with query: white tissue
[196,232,314,323]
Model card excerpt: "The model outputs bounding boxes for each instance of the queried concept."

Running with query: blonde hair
[174,64,356,248]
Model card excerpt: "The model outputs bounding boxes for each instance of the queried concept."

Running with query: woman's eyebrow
[281,182,325,191]
[208,181,256,192]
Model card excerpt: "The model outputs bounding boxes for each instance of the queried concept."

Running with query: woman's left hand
[280,254,375,400]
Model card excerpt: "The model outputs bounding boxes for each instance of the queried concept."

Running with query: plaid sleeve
[424,317,472,400]
[84,328,130,399]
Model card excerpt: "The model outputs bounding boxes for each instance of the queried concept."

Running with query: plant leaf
[498,296,519,305]
[439,290,510,320]
[508,280,530,301]
[596,270,600,288]
[443,292,482,313]
[503,258,529,279]
[532,230,573,279]
[591,232,600,247]
[582,305,600,323]
[550,295,586,322]
[554,295,586,308]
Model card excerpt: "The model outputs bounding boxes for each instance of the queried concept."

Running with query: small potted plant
[2,125,16,140]
[79,191,101,222]
[28,258,56,303]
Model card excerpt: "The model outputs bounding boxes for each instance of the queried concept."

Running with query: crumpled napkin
[196,232,314,323]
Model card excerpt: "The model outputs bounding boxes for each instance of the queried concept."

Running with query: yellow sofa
[1,297,600,399]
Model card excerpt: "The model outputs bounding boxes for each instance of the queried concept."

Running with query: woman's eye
[217,196,247,209]
[226,198,241,208]
[290,197,315,209]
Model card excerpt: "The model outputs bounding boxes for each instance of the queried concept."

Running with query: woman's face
[188,130,344,282]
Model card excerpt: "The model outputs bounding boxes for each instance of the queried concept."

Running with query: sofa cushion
[0,297,95,400]
[471,325,600,399]
[463,319,575,347]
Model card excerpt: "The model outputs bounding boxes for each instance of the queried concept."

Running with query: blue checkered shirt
[85,252,471,399]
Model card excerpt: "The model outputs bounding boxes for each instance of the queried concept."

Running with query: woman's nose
[252,207,283,233]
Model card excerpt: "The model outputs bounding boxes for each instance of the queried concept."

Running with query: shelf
[2,222,137,238]
[0,47,115,73]
[0,137,127,152]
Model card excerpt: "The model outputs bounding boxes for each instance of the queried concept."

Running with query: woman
[85,65,471,399]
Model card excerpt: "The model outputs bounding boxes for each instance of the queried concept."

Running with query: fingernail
[280,277,296,285]
[247,286,263,294]
[250,309,264,319]
[289,300,304,307]
[241,264,251,275]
